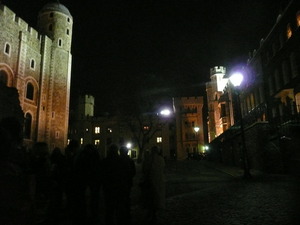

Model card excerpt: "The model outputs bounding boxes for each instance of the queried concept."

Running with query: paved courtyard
[53,159,299,225]
[130,160,300,225]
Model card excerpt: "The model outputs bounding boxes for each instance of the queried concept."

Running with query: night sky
[3,0,290,114]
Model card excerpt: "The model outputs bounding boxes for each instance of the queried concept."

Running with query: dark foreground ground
[46,159,300,225]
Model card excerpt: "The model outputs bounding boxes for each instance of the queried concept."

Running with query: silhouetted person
[49,147,67,221]
[102,144,128,225]
[119,146,136,224]
[0,117,31,225]
[141,146,165,224]
[73,144,102,224]
[29,142,53,224]
[64,139,80,221]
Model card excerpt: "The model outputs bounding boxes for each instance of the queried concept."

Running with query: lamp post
[158,108,172,156]
[229,72,252,179]
[194,126,200,156]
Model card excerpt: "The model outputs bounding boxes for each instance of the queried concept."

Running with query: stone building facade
[207,0,300,174]
[68,95,176,160]
[174,96,205,160]
[0,2,73,150]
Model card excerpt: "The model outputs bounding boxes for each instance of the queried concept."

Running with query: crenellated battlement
[179,96,203,104]
[210,66,226,76]
[1,5,41,41]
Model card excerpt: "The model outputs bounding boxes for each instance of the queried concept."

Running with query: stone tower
[0,2,73,150]
[36,2,73,150]
[206,66,228,142]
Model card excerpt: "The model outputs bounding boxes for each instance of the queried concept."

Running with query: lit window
[4,43,10,55]
[26,83,34,100]
[143,126,150,130]
[67,139,70,145]
[157,137,162,143]
[80,138,83,145]
[95,139,100,145]
[95,127,100,134]
[86,128,89,132]
[107,128,112,133]
[296,11,300,27]
[287,24,292,39]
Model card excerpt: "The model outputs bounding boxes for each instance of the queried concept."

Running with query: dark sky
[3,0,290,113]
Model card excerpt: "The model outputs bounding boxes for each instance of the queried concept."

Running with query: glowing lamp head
[126,142,132,149]
[229,72,244,87]
[160,109,171,116]
[194,127,200,132]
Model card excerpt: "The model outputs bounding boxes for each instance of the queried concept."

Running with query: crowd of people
[0,116,166,225]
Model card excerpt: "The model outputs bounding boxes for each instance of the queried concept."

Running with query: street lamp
[194,126,200,156]
[229,72,252,179]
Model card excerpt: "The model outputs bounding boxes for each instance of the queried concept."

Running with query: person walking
[140,146,165,224]
[119,146,136,224]
[102,144,128,225]
[73,144,102,224]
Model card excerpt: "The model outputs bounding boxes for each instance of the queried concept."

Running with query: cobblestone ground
[130,160,300,225]
[53,160,299,225]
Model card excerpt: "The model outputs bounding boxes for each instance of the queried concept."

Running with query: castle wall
[0,3,72,150]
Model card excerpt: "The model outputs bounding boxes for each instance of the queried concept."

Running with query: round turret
[37,1,73,51]
[39,2,72,17]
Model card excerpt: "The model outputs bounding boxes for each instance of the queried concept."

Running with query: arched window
[24,113,32,139]
[4,43,10,55]
[296,11,300,27]
[287,24,292,39]
[0,70,8,85]
[26,82,34,100]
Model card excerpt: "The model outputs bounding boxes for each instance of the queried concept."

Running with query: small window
[157,137,162,143]
[58,39,62,47]
[26,83,34,100]
[296,11,300,27]
[55,131,59,139]
[95,139,100,145]
[80,138,84,145]
[50,12,54,18]
[49,24,53,31]
[30,59,35,70]
[67,17,70,22]
[95,127,100,134]
[4,43,10,55]
[287,24,292,39]
[66,29,69,35]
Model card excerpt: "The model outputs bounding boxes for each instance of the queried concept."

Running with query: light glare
[229,72,244,87]
[160,109,171,116]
